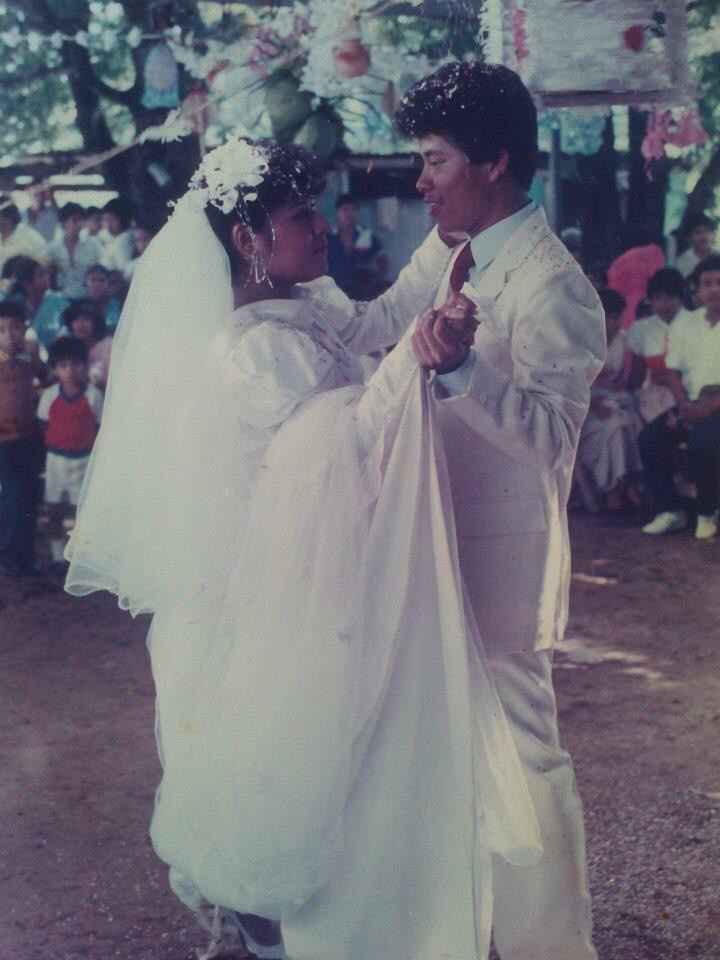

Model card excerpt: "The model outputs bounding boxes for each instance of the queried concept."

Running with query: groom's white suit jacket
[326,206,606,656]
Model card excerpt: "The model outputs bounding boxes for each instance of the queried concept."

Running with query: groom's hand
[412,294,478,374]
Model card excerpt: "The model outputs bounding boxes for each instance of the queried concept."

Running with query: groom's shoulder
[512,228,599,310]
[527,228,580,279]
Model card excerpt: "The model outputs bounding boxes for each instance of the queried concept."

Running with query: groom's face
[416,134,494,236]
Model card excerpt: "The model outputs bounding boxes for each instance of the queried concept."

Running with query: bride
[66,137,541,960]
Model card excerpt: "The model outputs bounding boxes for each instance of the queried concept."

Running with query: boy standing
[38,336,103,563]
[640,254,720,539]
[0,300,45,576]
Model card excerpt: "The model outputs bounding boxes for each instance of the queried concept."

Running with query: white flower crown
[188,136,270,214]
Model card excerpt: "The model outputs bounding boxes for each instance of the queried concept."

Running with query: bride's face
[259,201,329,286]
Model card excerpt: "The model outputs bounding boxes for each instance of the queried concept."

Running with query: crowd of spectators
[0,194,153,577]
[1,185,719,577]
[0,187,393,577]
[572,214,720,542]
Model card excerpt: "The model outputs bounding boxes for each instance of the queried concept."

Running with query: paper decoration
[142,41,180,110]
[486,0,693,108]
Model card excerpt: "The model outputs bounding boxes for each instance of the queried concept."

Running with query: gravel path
[1,513,718,959]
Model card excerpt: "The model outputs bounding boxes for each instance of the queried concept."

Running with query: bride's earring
[251,248,269,285]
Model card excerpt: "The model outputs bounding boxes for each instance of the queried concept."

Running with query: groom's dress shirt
[437,202,536,396]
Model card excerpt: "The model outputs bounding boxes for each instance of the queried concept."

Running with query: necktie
[449,241,475,295]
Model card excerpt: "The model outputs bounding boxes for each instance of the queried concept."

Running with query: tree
[0,1,206,227]
[0,1,483,227]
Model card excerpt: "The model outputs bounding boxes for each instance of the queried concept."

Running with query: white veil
[66,192,260,615]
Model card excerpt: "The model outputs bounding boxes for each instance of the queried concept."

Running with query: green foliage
[0,1,134,158]
[689,0,720,137]
[376,5,484,61]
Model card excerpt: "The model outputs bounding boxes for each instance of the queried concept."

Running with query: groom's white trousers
[487,651,598,960]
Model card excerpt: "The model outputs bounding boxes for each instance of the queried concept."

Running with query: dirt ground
[1,513,719,960]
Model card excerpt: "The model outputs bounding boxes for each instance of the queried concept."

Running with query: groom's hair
[394,61,538,190]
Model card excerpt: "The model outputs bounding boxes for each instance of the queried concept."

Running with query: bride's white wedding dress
[146,294,539,960]
[65,196,540,960]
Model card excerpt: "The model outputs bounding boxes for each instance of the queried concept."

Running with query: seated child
[0,300,46,576]
[38,336,103,564]
[577,288,643,511]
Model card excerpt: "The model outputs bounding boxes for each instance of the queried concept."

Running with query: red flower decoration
[333,38,370,79]
[624,24,646,52]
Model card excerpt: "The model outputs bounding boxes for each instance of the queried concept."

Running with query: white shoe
[642,511,686,535]
[695,514,718,540]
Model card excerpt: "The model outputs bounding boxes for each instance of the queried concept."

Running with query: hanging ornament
[142,41,180,110]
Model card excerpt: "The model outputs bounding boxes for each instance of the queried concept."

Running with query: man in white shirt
[0,200,48,274]
[48,203,104,300]
[390,62,605,960]
[640,254,720,539]
[674,213,717,280]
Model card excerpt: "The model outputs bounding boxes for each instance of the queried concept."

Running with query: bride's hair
[203,140,325,272]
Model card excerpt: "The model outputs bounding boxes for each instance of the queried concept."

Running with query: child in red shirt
[38,336,103,564]
[0,300,45,576]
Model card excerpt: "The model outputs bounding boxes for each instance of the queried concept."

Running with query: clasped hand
[412,294,478,375]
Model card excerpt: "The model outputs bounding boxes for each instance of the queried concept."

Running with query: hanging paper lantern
[142,41,180,110]
[486,0,693,108]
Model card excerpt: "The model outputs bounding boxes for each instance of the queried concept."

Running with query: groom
[380,62,605,960]
[245,61,605,960]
